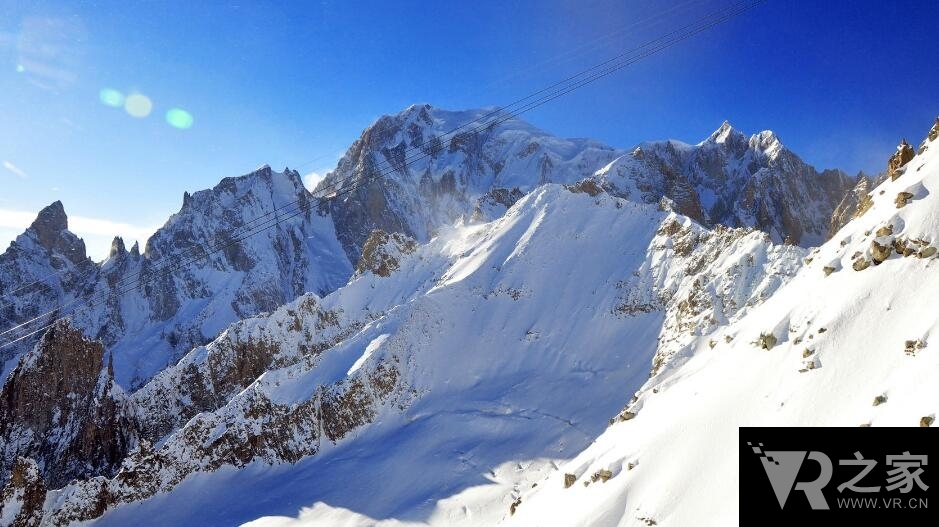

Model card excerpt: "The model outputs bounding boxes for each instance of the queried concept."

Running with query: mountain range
[2,104,934,527]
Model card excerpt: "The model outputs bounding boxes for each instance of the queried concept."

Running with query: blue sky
[1,0,937,259]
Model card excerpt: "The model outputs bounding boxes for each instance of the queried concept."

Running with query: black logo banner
[740,427,934,523]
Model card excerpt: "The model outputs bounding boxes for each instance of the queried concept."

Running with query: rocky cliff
[0,320,136,490]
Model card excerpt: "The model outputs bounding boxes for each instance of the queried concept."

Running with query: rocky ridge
[0,166,352,388]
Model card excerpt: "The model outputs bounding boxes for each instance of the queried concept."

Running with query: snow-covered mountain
[494,117,939,527]
[0,105,851,389]
[595,122,855,246]
[322,105,854,262]
[0,104,902,527]
[1,182,804,525]
[0,166,351,388]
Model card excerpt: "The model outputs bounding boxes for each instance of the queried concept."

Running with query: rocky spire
[19,200,88,265]
[109,236,126,260]
[702,121,749,155]
[27,200,69,251]
[888,138,916,180]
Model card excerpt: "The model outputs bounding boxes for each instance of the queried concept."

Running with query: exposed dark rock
[42,358,403,525]
[853,258,871,272]
[871,240,892,264]
[564,473,577,488]
[888,140,916,180]
[27,201,85,262]
[0,321,137,489]
[904,339,925,356]
[566,179,604,197]
[355,230,418,278]
[895,192,914,208]
[756,332,777,350]
[471,187,525,221]
[0,457,46,527]
[509,496,522,515]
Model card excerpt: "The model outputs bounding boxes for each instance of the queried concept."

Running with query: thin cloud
[2,161,29,179]
[303,171,326,191]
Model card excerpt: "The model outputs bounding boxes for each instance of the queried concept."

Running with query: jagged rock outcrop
[888,139,916,180]
[0,457,46,527]
[613,214,804,375]
[354,230,418,277]
[132,295,361,442]
[0,320,137,490]
[828,172,890,237]
[471,187,526,222]
[920,117,939,154]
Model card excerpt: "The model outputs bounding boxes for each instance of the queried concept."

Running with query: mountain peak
[749,129,785,157]
[31,200,68,232]
[109,236,126,260]
[27,201,70,251]
[705,120,743,144]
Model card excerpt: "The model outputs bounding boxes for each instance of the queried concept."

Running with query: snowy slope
[481,123,939,527]
[6,181,802,526]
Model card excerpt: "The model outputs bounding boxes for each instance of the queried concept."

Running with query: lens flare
[124,93,153,118]
[99,88,125,107]
[165,108,194,129]
[15,64,25,73]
